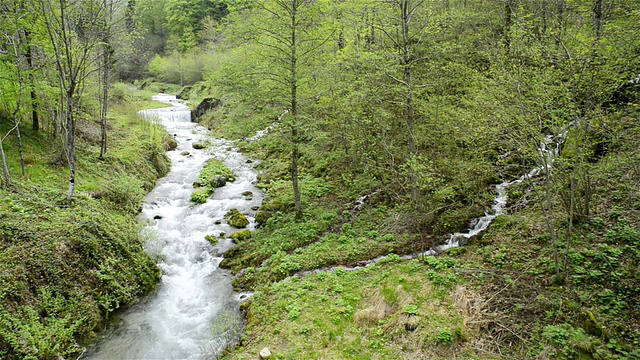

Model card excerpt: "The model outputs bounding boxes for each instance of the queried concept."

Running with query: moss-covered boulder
[165,136,178,151]
[226,208,249,228]
[205,234,219,245]
[230,229,252,242]
[209,176,227,188]
[192,141,208,149]
[191,159,235,203]
[199,159,235,186]
[191,187,213,204]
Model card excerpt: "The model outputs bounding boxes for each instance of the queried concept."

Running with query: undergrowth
[0,85,172,359]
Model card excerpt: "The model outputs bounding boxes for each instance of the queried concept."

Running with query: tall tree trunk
[99,42,112,158]
[290,0,302,219]
[541,153,559,282]
[24,32,40,132]
[10,31,26,176]
[593,0,603,39]
[66,89,76,203]
[0,140,10,186]
[401,0,419,202]
[504,0,513,48]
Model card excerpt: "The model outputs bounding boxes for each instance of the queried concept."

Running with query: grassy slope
[187,89,640,359]
[0,87,173,359]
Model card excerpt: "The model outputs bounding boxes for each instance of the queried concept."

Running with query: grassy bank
[178,86,640,359]
[0,86,173,359]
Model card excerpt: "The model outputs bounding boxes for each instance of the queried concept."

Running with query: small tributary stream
[81,94,262,359]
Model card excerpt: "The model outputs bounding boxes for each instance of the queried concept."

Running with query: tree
[375,0,431,202]
[253,0,331,218]
[38,0,105,202]
[98,0,115,159]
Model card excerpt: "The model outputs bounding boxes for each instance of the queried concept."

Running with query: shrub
[103,174,146,214]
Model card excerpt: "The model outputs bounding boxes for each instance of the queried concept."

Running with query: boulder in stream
[225,208,249,228]
[209,176,227,188]
[192,141,208,149]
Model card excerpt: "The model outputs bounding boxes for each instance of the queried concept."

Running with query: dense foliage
[2,0,640,358]
[0,86,173,358]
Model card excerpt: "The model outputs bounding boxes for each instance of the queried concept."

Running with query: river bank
[0,87,174,359]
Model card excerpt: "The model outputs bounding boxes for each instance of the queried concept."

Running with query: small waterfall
[82,94,263,359]
[431,129,568,254]
[247,109,288,141]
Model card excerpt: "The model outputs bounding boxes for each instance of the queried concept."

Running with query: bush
[102,174,146,214]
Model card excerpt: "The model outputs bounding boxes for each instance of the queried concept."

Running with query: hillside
[0,87,175,359]
[1,0,639,358]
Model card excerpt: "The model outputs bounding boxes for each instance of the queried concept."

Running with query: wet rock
[192,141,207,150]
[259,347,271,359]
[209,176,227,188]
[214,220,222,225]
[165,136,178,151]
[180,151,190,156]
[251,206,260,211]
[225,209,249,228]
[153,215,162,220]
[242,191,253,200]
[191,97,221,122]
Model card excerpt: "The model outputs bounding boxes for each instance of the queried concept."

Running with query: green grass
[0,85,173,359]
[224,259,472,360]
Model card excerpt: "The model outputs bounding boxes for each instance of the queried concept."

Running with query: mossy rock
[165,136,178,151]
[191,187,213,204]
[445,247,468,256]
[209,176,227,188]
[226,208,249,228]
[205,235,219,245]
[579,310,603,337]
[230,229,252,242]
[199,159,235,187]
[255,206,273,224]
[192,141,208,149]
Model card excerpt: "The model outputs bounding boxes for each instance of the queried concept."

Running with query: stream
[81,94,263,359]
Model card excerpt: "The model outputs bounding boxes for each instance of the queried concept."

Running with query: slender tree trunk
[290,0,302,219]
[99,42,111,158]
[401,0,418,202]
[10,32,27,176]
[541,154,559,281]
[593,0,603,39]
[0,141,10,186]
[504,0,513,48]
[66,89,76,203]
[24,33,40,132]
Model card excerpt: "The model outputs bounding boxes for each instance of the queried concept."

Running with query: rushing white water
[81,94,263,360]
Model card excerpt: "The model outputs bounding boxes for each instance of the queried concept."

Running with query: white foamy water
[82,94,263,359]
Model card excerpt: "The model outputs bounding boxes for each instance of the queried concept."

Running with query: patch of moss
[230,229,252,242]
[191,187,213,204]
[205,235,219,245]
[225,208,249,228]
[199,158,235,185]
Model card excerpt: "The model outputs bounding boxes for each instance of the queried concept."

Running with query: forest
[1,0,639,359]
